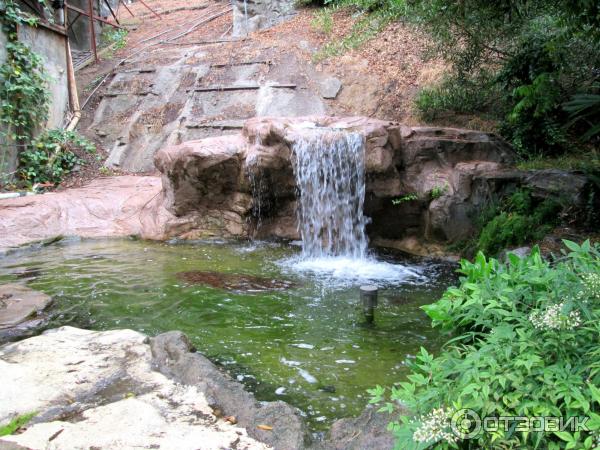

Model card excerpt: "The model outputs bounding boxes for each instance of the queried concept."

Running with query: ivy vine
[0,0,50,179]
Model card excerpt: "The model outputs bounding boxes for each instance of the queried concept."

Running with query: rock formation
[155,116,520,255]
[0,326,394,449]
[232,0,296,36]
[0,284,52,343]
[1,117,594,256]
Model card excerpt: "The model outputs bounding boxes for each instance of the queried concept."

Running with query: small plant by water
[0,412,36,437]
[392,193,418,205]
[429,184,447,200]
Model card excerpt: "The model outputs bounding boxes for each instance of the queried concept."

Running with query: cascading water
[285,127,425,284]
[291,130,368,259]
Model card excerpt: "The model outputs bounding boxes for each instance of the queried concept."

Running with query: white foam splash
[280,255,426,285]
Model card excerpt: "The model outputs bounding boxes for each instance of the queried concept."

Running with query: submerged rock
[0,284,53,344]
[176,270,295,292]
[314,405,398,450]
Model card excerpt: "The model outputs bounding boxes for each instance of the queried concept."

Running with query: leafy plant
[0,412,36,436]
[0,0,50,177]
[19,129,96,185]
[563,82,600,141]
[415,74,502,122]
[392,193,418,205]
[100,27,128,51]
[371,241,600,449]
[477,189,562,256]
[429,184,448,200]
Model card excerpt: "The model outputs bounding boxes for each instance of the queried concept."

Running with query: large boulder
[0,326,402,450]
[0,327,295,450]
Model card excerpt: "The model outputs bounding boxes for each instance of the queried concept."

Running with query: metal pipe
[360,285,378,324]
[137,0,162,20]
[87,0,98,62]
[103,0,120,24]
[65,39,81,131]
[119,0,135,18]
[65,3,124,29]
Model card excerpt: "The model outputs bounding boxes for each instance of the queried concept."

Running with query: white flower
[579,273,600,301]
[529,302,582,331]
[412,407,457,444]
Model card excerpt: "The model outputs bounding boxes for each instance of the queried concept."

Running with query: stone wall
[232,0,296,36]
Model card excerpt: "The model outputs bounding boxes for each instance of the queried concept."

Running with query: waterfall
[291,130,368,259]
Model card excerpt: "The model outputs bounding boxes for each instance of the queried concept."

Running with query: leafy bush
[370,240,600,449]
[100,28,128,50]
[564,82,600,142]
[475,189,562,256]
[18,129,96,185]
[343,0,598,157]
[415,74,503,122]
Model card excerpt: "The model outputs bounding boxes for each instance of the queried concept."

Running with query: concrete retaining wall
[0,26,70,182]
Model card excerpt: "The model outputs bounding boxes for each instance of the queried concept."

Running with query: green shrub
[477,212,544,256]
[415,75,502,122]
[564,82,600,142]
[370,240,600,449]
[18,129,96,185]
[475,189,562,256]
[429,184,448,200]
[100,28,128,50]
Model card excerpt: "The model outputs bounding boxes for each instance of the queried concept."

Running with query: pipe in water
[360,285,378,324]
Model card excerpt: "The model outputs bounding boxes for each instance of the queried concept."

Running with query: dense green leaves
[372,241,600,449]
[0,0,50,181]
[19,129,96,185]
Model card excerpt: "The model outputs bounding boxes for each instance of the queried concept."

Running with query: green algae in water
[0,238,456,431]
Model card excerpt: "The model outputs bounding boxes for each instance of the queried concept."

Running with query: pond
[0,238,456,432]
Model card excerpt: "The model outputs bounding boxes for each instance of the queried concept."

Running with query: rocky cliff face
[155,116,520,254]
[232,0,296,36]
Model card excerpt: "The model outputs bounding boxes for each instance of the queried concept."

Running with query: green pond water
[0,238,456,431]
